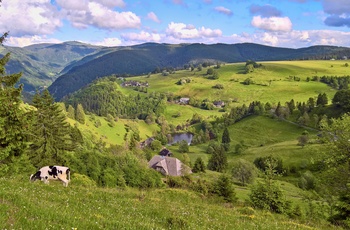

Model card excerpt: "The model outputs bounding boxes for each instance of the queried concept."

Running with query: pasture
[128,60,345,106]
[0,176,338,230]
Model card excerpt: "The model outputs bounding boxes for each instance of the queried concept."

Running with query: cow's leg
[43,177,50,184]
[58,177,69,187]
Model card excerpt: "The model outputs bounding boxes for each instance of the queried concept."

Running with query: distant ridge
[48,42,350,100]
[2,41,350,98]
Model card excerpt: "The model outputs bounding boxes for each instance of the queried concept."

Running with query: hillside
[0,176,338,230]
[49,43,350,100]
[0,42,114,92]
[1,41,350,97]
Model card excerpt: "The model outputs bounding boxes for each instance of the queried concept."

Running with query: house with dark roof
[148,156,191,176]
[159,148,172,157]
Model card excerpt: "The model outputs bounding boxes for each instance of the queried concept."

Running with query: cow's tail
[67,168,71,181]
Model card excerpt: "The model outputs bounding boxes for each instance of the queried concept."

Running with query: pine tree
[207,142,227,172]
[76,103,86,124]
[221,127,231,151]
[0,32,30,175]
[29,90,74,166]
[67,104,75,119]
[192,157,206,173]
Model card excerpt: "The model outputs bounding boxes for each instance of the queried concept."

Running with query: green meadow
[0,176,338,230]
[128,60,347,106]
[5,60,346,229]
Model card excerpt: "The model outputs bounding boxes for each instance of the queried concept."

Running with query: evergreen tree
[0,32,30,175]
[275,102,283,118]
[67,104,75,119]
[316,93,328,106]
[221,127,231,151]
[192,157,206,173]
[76,103,86,124]
[207,142,227,172]
[178,140,189,153]
[29,90,74,166]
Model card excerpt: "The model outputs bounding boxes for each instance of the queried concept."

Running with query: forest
[1,32,350,229]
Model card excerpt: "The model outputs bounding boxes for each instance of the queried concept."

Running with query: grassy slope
[129,60,346,107]
[0,177,338,230]
[67,115,159,146]
[170,115,320,168]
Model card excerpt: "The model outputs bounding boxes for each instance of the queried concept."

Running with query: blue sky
[1,0,350,48]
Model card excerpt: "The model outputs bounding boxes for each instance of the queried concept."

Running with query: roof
[159,148,172,156]
[148,155,190,176]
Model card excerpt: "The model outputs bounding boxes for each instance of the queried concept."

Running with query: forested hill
[0,41,115,92]
[48,43,350,101]
[2,41,350,99]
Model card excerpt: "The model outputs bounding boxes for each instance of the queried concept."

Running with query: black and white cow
[30,166,71,187]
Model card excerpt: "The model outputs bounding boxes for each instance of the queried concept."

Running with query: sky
[1,0,350,48]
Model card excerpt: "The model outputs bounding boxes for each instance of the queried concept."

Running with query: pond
[168,133,193,145]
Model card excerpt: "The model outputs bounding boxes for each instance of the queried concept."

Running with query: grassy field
[0,176,338,230]
[67,115,159,146]
[124,60,345,107]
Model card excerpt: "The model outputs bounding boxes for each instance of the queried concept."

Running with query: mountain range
[1,41,350,100]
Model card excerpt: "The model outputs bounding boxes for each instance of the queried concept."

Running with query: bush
[253,155,284,174]
[298,170,316,190]
[231,159,256,186]
[190,179,209,195]
[166,176,188,188]
[211,174,237,203]
[73,173,97,187]
[192,157,206,173]
[249,181,290,213]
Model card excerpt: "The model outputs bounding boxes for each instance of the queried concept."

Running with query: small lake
[168,133,193,145]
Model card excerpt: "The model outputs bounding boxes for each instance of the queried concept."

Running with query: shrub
[249,181,290,213]
[190,179,209,195]
[73,173,97,187]
[231,159,256,186]
[253,155,284,174]
[298,170,316,190]
[192,157,206,173]
[211,174,237,203]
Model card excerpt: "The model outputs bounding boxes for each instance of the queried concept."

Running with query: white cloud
[121,31,162,43]
[166,22,222,40]
[261,33,278,46]
[214,6,233,16]
[98,0,126,8]
[251,16,292,32]
[94,37,122,47]
[147,12,161,23]
[56,0,141,30]
[5,35,62,47]
[0,0,62,36]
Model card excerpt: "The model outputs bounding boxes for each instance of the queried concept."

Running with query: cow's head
[30,171,41,182]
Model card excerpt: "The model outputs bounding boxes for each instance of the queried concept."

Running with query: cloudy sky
[1,0,350,48]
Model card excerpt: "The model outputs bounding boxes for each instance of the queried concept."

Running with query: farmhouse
[159,148,172,157]
[213,100,225,108]
[121,80,149,88]
[179,97,190,104]
[148,155,191,176]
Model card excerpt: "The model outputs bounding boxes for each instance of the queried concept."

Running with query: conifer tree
[0,32,30,175]
[29,89,74,166]
[207,142,227,172]
[221,127,231,151]
[67,104,75,119]
[76,103,86,124]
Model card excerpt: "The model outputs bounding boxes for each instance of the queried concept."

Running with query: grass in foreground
[0,177,338,230]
